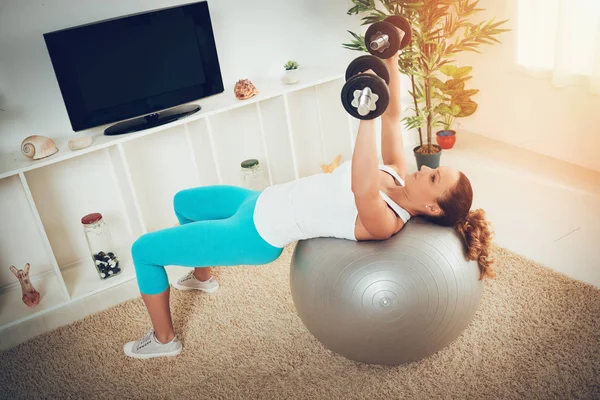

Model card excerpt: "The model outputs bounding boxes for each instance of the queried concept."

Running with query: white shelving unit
[0,67,365,336]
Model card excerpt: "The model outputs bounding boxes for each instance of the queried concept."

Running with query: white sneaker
[123,329,182,359]
[172,271,219,292]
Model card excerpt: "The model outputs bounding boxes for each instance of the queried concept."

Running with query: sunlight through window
[516,0,600,76]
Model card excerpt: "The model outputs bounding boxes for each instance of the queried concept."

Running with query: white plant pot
[282,69,299,84]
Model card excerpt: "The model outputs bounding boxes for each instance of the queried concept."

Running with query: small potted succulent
[282,60,299,84]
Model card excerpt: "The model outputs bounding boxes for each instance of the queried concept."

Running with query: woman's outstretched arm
[381,52,409,176]
[351,119,379,196]
[352,118,400,239]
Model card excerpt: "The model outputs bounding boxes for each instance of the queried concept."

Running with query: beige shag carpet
[0,244,599,400]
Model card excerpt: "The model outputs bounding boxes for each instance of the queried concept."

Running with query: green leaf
[456,101,478,117]
[430,77,445,89]
[435,103,453,115]
[348,30,364,42]
[449,103,461,116]
[452,66,472,79]
[440,65,457,77]
[456,88,479,98]
[402,115,426,130]
[444,76,472,90]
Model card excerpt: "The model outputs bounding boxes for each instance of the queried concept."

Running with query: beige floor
[1,131,599,351]
[1,243,599,399]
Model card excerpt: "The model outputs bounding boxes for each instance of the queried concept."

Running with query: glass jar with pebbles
[241,159,268,191]
[81,213,121,280]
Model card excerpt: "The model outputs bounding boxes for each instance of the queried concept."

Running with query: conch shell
[21,135,59,160]
[234,79,258,100]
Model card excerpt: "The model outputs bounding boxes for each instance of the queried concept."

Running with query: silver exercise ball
[290,218,483,365]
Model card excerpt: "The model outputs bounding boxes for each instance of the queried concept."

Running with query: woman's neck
[387,185,420,217]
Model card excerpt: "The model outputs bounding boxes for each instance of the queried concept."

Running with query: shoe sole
[172,282,219,293]
[123,346,182,359]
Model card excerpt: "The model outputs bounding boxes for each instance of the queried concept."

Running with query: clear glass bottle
[241,159,268,191]
[81,213,121,280]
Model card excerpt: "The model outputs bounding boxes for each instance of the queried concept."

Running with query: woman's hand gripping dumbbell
[340,16,411,119]
[365,15,412,59]
[341,55,390,120]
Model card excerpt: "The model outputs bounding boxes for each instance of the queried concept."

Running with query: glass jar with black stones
[81,213,121,280]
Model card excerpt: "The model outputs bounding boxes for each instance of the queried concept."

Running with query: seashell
[234,79,259,100]
[68,136,93,151]
[21,135,59,160]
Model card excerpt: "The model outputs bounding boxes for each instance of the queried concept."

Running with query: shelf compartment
[284,88,327,178]
[60,244,136,300]
[0,269,68,329]
[24,149,137,270]
[313,79,354,165]
[208,105,271,186]
[0,175,59,287]
[107,145,146,237]
[121,125,200,233]
[186,119,222,186]
[257,96,297,184]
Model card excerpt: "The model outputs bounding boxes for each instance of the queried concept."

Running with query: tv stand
[104,104,201,135]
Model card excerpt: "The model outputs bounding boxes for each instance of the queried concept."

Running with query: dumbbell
[365,15,412,59]
[341,55,390,120]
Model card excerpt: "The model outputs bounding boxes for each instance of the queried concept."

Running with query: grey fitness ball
[290,217,484,365]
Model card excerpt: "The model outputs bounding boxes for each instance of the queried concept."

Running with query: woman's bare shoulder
[382,163,408,182]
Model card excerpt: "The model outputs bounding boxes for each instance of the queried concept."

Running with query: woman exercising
[123,50,495,359]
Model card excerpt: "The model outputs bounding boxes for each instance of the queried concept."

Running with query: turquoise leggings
[131,185,283,295]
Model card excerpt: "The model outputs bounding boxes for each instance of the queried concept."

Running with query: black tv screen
[44,1,223,132]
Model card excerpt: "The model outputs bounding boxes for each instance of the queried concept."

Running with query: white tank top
[253,160,411,248]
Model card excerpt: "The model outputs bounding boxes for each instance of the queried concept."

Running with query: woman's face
[405,165,460,216]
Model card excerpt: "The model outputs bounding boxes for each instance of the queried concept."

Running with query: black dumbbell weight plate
[385,15,412,49]
[365,21,401,59]
[341,74,390,120]
[345,55,390,85]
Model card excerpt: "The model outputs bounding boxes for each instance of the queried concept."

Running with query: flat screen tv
[43,1,223,135]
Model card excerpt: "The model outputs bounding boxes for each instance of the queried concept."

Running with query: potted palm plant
[343,0,509,168]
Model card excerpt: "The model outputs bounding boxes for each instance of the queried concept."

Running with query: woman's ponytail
[455,208,496,280]
[428,172,496,280]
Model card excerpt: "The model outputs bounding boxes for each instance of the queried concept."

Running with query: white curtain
[515,0,600,94]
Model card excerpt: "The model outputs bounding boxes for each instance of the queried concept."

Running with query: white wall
[3,0,597,171]
[456,0,600,172]
[0,0,362,154]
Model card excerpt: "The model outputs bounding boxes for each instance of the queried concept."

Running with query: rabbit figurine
[9,263,41,307]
